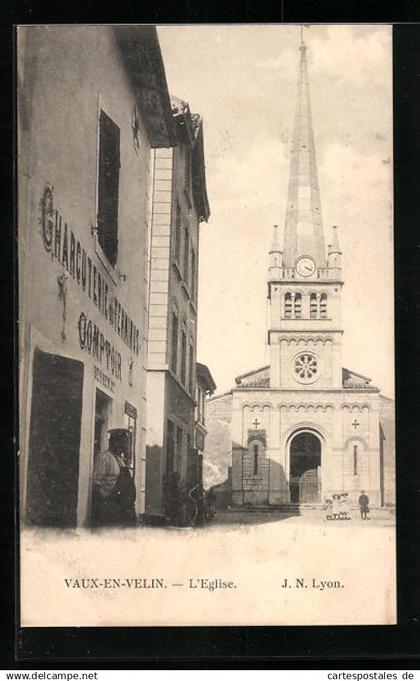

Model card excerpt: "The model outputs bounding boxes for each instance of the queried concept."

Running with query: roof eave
[113,25,177,149]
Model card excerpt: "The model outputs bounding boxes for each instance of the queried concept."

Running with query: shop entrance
[94,389,112,459]
[289,431,321,503]
[25,348,84,527]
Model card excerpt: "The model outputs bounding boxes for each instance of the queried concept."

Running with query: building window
[176,426,183,471]
[284,292,292,319]
[197,386,203,422]
[189,341,194,395]
[310,293,318,319]
[97,110,120,267]
[253,444,259,475]
[294,292,302,318]
[171,311,178,374]
[166,420,175,476]
[174,201,182,265]
[191,248,196,301]
[201,390,206,425]
[181,328,187,385]
[183,224,190,285]
[320,293,328,318]
[353,444,358,476]
[294,352,318,381]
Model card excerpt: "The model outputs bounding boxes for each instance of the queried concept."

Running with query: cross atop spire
[282,32,327,269]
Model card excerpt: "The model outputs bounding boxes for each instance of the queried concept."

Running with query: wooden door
[25,348,84,527]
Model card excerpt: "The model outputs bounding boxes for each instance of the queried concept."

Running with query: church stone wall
[229,388,383,507]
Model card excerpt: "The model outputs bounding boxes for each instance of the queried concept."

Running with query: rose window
[294,353,318,381]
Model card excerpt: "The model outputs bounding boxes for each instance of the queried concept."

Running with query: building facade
[192,362,217,491]
[18,26,175,527]
[207,39,394,508]
[145,98,211,519]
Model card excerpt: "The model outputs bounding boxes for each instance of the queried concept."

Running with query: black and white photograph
[17,23,395,626]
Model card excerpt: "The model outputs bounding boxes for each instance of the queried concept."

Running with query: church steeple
[282,36,326,269]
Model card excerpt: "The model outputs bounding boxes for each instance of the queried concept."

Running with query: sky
[158,25,394,398]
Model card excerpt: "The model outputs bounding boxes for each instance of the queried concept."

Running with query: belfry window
[310,293,318,319]
[320,293,328,318]
[284,292,292,319]
[294,292,302,318]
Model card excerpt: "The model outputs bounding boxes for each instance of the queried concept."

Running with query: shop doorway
[289,431,321,503]
[93,389,111,459]
[25,348,84,527]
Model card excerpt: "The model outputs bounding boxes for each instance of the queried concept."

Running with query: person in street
[206,487,216,518]
[358,490,370,520]
[91,429,137,528]
[163,471,186,526]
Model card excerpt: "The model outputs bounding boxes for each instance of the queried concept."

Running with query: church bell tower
[268,37,344,391]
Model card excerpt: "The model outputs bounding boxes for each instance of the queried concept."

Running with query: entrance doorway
[289,431,321,503]
[26,348,84,527]
[94,389,111,459]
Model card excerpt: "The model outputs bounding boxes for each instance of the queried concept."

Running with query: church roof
[229,365,377,391]
[235,365,270,388]
[342,368,376,389]
[282,40,327,268]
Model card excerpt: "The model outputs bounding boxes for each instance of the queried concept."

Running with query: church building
[206,38,393,508]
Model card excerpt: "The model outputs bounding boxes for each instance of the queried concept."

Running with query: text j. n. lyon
[281,577,344,590]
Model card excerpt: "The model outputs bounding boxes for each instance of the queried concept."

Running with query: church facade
[209,40,391,508]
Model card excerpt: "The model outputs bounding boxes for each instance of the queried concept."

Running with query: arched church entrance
[289,431,321,504]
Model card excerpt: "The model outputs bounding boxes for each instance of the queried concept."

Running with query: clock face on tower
[296,256,316,277]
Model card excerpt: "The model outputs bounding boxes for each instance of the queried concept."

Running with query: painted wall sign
[78,312,122,380]
[40,186,140,356]
[94,365,116,393]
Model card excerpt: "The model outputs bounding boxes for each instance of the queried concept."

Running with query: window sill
[282,316,332,321]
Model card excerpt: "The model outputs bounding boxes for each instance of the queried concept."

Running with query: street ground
[207,506,395,527]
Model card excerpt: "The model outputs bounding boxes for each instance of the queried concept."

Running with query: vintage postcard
[18,24,395,626]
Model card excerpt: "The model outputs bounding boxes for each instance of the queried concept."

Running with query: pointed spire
[282,32,327,269]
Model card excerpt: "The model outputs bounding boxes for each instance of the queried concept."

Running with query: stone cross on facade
[252,419,261,429]
[352,419,360,430]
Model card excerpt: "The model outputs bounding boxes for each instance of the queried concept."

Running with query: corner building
[145,97,210,518]
[18,26,175,527]
[213,40,392,508]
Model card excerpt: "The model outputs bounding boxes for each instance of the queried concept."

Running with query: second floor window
[171,312,178,374]
[181,328,187,385]
[174,202,181,265]
[97,110,120,267]
[189,341,194,395]
[191,248,196,301]
[183,224,190,285]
